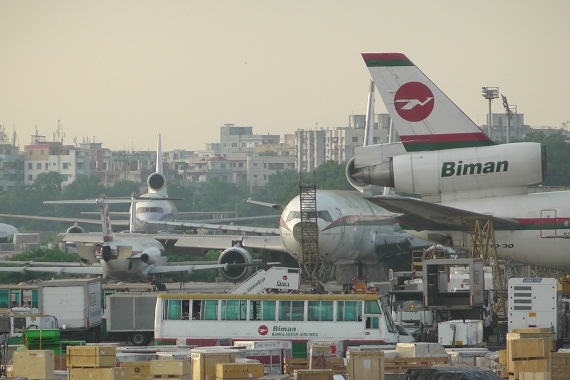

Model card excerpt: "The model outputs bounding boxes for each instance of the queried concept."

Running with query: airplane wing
[143,220,280,235]
[0,264,105,276]
[246,198,284,210]
[366,195,519,231]
[171,235,287,252]
[0,213,101,225]
[148,262,229,275]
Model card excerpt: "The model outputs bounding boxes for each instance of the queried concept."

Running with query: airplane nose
[292,222,319,243]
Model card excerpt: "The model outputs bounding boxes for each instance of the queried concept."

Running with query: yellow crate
[120,361,151,379]
[69,367,126,380]
[67,345,117,368]
[150,359,191,376]
[215,362,265,379]
[13,349,55,379]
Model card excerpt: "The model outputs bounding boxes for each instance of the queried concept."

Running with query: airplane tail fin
[362,53,493,152]
[147,133,167,196]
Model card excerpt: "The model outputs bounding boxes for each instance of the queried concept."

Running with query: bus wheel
[131,332,149,346]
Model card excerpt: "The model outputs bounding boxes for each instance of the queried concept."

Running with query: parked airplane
[146,189,420,283]
[0,195,254,288]
[347,52,570,270]
[0,223,18,243]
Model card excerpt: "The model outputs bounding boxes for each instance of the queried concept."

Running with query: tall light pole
[482,87,499,138]
[501,94,514,144]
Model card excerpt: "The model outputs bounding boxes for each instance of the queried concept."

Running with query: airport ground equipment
[508,277,566,347]
[228,267,300,294]
[37,278,102,342]
[104,292,156,346]
[422,258,485,321]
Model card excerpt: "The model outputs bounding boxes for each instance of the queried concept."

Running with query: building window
[28,175,33,181]
[63,163,69,169]
[352,137,358,143]
[37,163,41,170]
[28,163,32,170]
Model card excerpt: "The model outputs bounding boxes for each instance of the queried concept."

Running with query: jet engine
[217,245,254,282]
[140,248,162,265]
[348,142,546,198]
[147,172,166,192]
[66,224,85,234]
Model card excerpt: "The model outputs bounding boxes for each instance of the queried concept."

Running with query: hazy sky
[1,1,569,151]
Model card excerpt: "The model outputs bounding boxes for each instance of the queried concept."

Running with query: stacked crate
[67,345,124,380]
[308,345,332,370]
[191,348,237,380]
[149,359,191,380]
[346,349,383,380]
[215,362,265,380]
[293,369,334,380]
[120,361,151,380]
[500,328,555,380]
[549,351,570,380]
[12,349,55,380]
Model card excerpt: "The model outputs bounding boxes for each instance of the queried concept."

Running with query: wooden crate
[150,359,191,376]
[215,362,265,379]
[510,337,555,359]
[120,361,151,380]
[549,352,570,380]
[512,358,548,380]
[69,367,126,380]
[67,345,117,368]
[284,357,309,374]
[519,372,551,380]
[293,369,334,380]
[383,356,449,373]
[13,349,55,379]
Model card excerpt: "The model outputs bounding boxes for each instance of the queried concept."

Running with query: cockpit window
[136,207,164,213]
[317,211,333,222]
[286,211,299,222]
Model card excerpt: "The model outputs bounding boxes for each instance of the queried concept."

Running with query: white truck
[103,292,157,346]
[508,277,565,347]
[37,278,102,342]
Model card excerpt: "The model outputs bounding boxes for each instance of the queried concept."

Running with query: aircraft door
[540,209,557,238]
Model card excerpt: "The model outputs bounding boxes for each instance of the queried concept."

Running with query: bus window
[308,301,333,321]
[365,316,379,329]
[222,300,246,320]
[278,300,305,321]
[166,300,182,320]
[337,301,362,321]
[203,300,219,320]
[182,300,190,320]
[365,300,381,314]
[261,300,276,321]
[192,300,201,320]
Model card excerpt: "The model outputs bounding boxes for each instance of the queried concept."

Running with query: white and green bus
[154,292,414,357]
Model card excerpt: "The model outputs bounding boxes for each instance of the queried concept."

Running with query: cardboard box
[120,361,151,379]
[293,369,334,380]
[13,349,55,379]
[69,366,126,380]
[150,359,191,376]
[67,345,117,368]
[192,349,236,380]
[346,350,383,380]
[259,375,290,380]
[216,362,265,379]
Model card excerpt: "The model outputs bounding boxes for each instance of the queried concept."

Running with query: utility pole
[482,87,499,138]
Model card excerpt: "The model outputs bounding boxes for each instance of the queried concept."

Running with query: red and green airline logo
[394,82,434,122]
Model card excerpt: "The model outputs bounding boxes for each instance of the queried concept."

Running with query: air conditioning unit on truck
[37,278,102,342]
[104,292,157,346]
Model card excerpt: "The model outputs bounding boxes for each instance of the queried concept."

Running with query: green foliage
[520,132,570,186]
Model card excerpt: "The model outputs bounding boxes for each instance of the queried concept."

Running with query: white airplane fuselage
[279,190,404,265]
[97,236,166,282]
[134,194,178,231]
[407,191,570,270]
